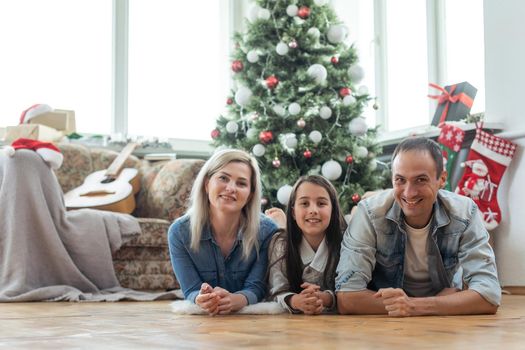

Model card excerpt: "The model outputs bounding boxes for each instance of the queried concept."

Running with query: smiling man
[336,137,501,316]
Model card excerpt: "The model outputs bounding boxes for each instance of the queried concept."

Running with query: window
[383,0,485,133]
[332,0,376,127]
[0,0,112,134]
[333,0,485,134]
[127,0,230,140]
[444,0,485,115]
[385,0,429,132]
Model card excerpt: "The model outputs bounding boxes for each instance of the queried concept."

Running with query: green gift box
[429,82,477,126]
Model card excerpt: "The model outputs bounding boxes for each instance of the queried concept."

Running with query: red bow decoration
[428,83,474,126]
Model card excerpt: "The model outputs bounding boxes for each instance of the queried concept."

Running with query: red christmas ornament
[261,197,268,206]
[288,40,298,49]
[298,6,310,19]
[226,97,233,105]
[331,56,339,64]
[231,60,243,73]
[272,157,281,168]
[265,75,279,90]
[339,87,351,97]
[303,149,312,159]
[345,155,354,164]
[259,130,274,144]
[352,193,361,203]
[211,129,220,139]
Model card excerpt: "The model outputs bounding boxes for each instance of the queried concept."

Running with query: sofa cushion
[112,218,178,290]
[56,143,94,192]
[134,159,205,221]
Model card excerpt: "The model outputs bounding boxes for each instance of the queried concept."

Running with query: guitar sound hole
[101,177,115,184]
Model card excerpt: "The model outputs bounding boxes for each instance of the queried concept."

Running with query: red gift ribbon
[428,83,474,125]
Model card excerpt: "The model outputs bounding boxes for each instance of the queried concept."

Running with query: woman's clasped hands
[195,282,246,316]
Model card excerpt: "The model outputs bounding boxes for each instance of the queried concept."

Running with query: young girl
[266,175,346,314]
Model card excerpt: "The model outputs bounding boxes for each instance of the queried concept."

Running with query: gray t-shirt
[403,221,434,297]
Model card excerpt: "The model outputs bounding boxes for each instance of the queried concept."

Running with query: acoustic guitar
[64,143,141,214]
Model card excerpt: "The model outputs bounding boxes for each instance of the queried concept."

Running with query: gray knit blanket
[0,149,178,302]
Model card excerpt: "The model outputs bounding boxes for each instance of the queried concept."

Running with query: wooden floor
[1,295,524,349]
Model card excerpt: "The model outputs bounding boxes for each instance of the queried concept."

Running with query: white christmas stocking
[456,127,517,230]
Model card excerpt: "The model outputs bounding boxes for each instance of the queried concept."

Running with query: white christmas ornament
[314,0,328,5]
[284,133,298,149]
[358,85,369,95]
[343,95,356,106]
[248,5,262,22]
[235,86,253,107]
[246,128,257,139]
[348,65,365,83]
[225,121,239,133]
[273,104,286,117]
[348,117,368,135]
[276,42,289,55]
[307,27,321,39]
[309,130,322,144]
[348,117,368,136]
[247,50,259,63]
[286,5,298,17]
[321,160,343,180]
[252,144,266,157]
[369,159,377,171]
[277,185,293,205]
[258,8,271,20]
[288,102,301,115]
[355,146,369,159]
[319,106,332,119]
[293,17,305,25]
[307,64,328,84]
[327,24,348,44]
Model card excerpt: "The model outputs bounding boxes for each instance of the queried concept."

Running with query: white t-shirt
[403,221,434,297]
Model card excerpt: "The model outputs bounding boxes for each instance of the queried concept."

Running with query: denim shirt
[168,214,277,304]
[336,189,501,306]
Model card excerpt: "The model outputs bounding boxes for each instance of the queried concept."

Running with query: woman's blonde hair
[187,148,262,259]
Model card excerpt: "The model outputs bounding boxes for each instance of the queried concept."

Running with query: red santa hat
[3,138,63,169]
[19,104,53,124]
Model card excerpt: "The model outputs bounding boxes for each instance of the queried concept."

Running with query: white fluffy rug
[170,300,286,315]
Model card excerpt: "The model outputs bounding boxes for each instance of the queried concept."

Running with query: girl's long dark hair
[282,175,346,293]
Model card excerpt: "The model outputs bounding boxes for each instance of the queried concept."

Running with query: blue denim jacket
[168,214,277,304]
[336,189,501,306]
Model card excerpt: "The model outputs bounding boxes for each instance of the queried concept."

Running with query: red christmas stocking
[456,127,517,230]
[438,123,465,191]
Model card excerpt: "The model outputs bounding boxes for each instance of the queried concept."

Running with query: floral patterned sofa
[55,143,205,291]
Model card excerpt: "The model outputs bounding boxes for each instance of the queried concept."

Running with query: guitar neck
[105,143,138,178]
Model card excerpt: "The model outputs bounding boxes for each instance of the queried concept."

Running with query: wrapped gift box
[28,109,76,134]
[5,124,63,143]
[430,82,477,126]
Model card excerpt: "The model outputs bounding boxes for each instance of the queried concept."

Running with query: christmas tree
[211,0,387,214]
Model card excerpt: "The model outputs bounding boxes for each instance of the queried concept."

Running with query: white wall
[484,0,525,286]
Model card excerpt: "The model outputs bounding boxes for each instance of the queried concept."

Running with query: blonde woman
[168,149,278,315]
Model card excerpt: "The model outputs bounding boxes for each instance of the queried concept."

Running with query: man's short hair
[392,137,444,179]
